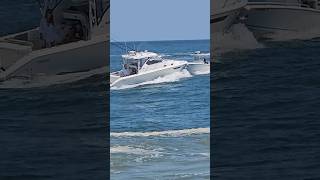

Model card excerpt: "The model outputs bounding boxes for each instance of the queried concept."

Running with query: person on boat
[64,23,84,43]
[128,63,138,75]
[39,9,61,48]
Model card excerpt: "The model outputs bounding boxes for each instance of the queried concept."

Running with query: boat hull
[110,64,187,88]
[186,62,210,75]
[244,3,320,40]
[0,37,108,80]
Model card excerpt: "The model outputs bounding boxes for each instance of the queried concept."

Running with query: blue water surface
[110,40,210,179]
[212,39,320,179]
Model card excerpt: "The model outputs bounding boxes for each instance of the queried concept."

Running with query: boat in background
[110,51,188,88]
[0,0,109,81]
[243,0,320,40]
[186,51,210,75]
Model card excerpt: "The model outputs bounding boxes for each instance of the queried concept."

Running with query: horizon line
[110,38,210,43]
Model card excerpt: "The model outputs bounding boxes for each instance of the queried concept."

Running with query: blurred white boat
[186,51,210,75]
[0,0,109,81]
[243,0,320,40]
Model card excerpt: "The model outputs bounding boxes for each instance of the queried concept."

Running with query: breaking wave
[111,146,163,156]
[110,127,210,138]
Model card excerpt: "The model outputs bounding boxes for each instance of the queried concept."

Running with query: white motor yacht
[0,0,109,81]
[186,51,210,75]
[243,0,320,40]
[110,51,188,88]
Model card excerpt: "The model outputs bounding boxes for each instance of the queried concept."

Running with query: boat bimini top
[120,50,163,73]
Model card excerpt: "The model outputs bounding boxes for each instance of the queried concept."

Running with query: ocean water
[0,0,40,36]
[212,25,320,179]
[110,40,210,179]
[0,76,108,179]
[0,1,108,179]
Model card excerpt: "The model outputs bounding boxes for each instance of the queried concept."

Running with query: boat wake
[111,127,210,138]
[111,69,193,90]
[212,23,263,55]
[0,66,107,89]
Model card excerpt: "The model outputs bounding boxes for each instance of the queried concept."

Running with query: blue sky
[110,0,209,41]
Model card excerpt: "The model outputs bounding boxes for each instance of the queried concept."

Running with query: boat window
[146,60,162,65]
[139,59,147,68]
[96,0,109,25]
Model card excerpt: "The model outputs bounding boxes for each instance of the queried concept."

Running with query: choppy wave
[0,66,107,89]
[111,127,210,138]
[111,146,163,156]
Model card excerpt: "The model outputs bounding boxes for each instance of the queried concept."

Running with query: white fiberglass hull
[0,35,108,81]
[244,3,320,40]
[186,62,210,75]
[110,63,187,88]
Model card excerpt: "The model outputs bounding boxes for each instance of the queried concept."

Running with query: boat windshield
[146,59,162,65]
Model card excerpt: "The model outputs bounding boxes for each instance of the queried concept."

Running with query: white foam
[111,127,210,138]
[111,69,192,90]
[189,152,210,157]
[212,23,263,54]
[110,146,163,157]
[0,66,107,89]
